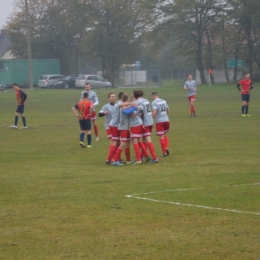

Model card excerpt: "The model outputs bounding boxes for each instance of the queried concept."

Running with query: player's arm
[250,81,253,90]
[89,104,94,115]
[119,101,137,108]
[194,82,197,92]
[237,83,241,92]
[98,106,107,117]
[20,91,27,102]
[72,105,80,118]
[184,82,189,90]
[93,94,99,106]
[123,106,137,115]
[152,107,157,118]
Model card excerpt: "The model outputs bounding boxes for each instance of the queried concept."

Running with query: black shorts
[16,104,25,114]
[241,94,250,102]
[79,119,91,131]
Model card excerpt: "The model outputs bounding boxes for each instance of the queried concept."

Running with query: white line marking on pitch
[126,183,260,216]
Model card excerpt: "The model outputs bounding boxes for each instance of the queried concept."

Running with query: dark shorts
[79,119,91,131]
[16,104,25,114]
[242,94,250,102]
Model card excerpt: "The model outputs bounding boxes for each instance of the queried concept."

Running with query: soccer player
[127,90,150,165]
[237,73,253,117]
[72,92,93,148]
[98,93,116,141]
[80,83,99,140]
[139,90,158,163]
[113,94,133,166]
[10,83,27,129]
[98,93,116,163]
[106,92,124,164]
[151,92,170,157]
[184,74,197,117]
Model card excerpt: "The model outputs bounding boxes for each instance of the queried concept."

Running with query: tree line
[6,0,260,85]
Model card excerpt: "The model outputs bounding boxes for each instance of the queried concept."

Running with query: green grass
[0,84,260,259]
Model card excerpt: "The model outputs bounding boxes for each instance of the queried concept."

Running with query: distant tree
[80,0,148,86]
[156,0,225,84]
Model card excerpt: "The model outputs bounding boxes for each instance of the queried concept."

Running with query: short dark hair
[139,89,143,97]
[118,92,124,99]
[85,83,90,86]
[12,83,18,87]
[151,92,158,96]
[83,92,89,98]
[133,89,141,99]
[122,94,129,102]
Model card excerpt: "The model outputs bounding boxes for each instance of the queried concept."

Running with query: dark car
[48,74,79,89]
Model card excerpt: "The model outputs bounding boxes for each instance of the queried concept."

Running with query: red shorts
[130,125,143,138]
[109,126,120,140]
[188,95,195,102]
[91,111,96,120]
[156,122,170,136]
[119,130,130,142]
[106,129,112,139]
[142,125,153,137]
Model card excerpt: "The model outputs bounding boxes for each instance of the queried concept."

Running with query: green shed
[0,59,60,86]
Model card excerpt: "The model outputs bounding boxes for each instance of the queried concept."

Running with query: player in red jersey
[237,73,253,117]
[72,92,93,148]
[10,83,28,129]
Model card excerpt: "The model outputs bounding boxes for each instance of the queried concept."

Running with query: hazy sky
[0,0,15,29]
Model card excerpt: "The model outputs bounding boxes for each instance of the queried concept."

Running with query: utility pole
[25,0,34,90]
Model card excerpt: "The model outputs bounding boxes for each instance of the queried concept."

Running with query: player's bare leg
[92,119,99,140]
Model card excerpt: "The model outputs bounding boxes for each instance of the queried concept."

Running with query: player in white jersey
[139,90,158,163]
[184,74,197,117]
[80,83,99,140]
[125,90,150,164]
[113,94,133,166]
[98,93,116,163]
[98,93,116,139]
[151,92,170,157]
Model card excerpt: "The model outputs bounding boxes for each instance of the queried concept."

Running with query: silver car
[38,74,64,88]
[75,74,112,88]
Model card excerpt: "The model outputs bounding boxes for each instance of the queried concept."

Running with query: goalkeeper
[237,73,253,117]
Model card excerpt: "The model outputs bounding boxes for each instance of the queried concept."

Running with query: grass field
[0,83,260,259]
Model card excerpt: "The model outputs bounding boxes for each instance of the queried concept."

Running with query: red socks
[133,143,141,162]
[147,142,157,160]
[160,138,166,154]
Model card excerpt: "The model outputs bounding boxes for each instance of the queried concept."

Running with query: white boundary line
[126,183,260,216]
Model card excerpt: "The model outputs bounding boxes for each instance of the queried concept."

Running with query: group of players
[72,83,170,165]
[9,72,253,165]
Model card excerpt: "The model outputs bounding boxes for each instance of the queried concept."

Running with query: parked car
[75,74,112,88]
[48,74,79,89]
[0,83,6,90]
[38,74,64,88]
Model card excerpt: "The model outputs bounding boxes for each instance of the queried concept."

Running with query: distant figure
[10,83,27,129]
[237,73,253,117]
[72,92,93,148]
[184,74,197,118]
[80,83,99,141]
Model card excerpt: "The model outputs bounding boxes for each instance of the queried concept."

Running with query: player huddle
[73,84,170,165]
[100,90,170,165]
